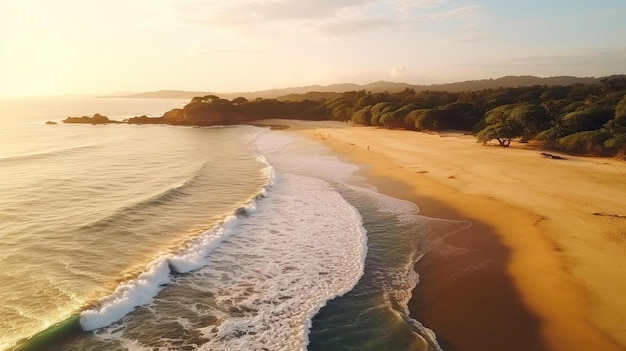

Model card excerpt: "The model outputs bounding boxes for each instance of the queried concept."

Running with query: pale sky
[1,0,625,97]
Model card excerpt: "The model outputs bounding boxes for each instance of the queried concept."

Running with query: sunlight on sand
[266,119,626,351]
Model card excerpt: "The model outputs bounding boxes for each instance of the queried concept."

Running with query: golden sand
[265,120,626,351]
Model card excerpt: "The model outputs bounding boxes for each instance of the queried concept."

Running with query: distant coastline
[69,74,626,159]
[99,75,609,100]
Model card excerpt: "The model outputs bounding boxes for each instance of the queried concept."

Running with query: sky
[0,0,625,97]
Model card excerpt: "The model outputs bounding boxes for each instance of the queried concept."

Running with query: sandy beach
[264,120,626,351]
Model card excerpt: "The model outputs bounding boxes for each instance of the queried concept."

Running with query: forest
[91,76,626,157]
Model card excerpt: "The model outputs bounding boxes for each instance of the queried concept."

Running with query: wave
[11,315,82,351]
[0,144,102,166]
[78,161,216,231]
[76,136,367,350]
[136,172,369,351]
[76,155,276,332]
[80,150,275,233]
[78,191,270,331]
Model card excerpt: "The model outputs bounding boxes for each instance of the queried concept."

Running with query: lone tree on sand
[476,104,523,147]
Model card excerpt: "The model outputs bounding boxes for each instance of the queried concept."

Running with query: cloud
[383,0,445,20]
[154,0,481,38]
[417,5,479,21]
[157,0,371,28]
[316,16,395,36]
[248,0,369,21]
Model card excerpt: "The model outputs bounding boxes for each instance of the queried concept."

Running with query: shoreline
[354,158,546,351]
[267,120,626,351]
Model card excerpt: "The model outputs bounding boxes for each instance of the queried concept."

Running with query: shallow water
[0,97,449,351]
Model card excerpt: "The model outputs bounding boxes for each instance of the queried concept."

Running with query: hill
[105,75,621,101]
[425,75,600,92]
[99,90,222,99]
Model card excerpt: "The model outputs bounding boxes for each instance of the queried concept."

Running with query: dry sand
[263,120,626,351]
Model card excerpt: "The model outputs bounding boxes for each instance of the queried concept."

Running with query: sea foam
[79,157,275,331]
[79,214,240,331]
[78,130,279,332]
[86,129,369,350]
[188,173,367,351]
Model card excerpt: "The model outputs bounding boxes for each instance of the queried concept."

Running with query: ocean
[0,97,447,351]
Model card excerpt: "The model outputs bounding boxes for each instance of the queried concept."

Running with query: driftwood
[540,152,566,160]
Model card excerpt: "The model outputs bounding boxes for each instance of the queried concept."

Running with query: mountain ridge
[102,75,623,100]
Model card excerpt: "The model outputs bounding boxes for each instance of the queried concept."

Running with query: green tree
[439,102,482,130]
[404,109,427,130]
[615,94,626,119]
[540,86,570,101]
[604,133,626,155]
[561,106,614,134]
[508,104,551,142]
[483,89,518,110]
[326,97,354,121]
[475,105,521,146]
[370,102,395,126]
[380,110,407,129]
[557,130,612,154]
[414,109,446,131]
[352,106,372,125]
[232,96,249,105]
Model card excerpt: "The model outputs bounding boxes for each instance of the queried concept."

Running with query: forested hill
[277,76,612,101]
[426,75,601,93]
[104,75,614,100]
[80,75,626,158]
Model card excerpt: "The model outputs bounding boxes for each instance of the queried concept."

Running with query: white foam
[256,130,419,218]
[78,130,278,333]
[255,130,359,184]
[167,215,239,274]
[184,173,367,351]
[91,171,368,349]
[254,130,294,155]
[84,130,369,349]
[346,183,419,215]
[80,259,172,331]
[81,127,432,349]
[79,194,272,331]
[256,154,276,192]
[254,129,447,350]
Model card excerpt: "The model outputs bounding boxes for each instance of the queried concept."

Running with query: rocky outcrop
[160,108,185,124]
[126,115,164,124]
[63,113,121,124]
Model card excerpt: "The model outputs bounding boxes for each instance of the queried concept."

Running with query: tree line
[129,76,626,157]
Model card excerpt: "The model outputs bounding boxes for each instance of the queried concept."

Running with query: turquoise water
[0,97,445,350]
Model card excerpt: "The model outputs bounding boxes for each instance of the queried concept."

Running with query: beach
[271,120,626,351]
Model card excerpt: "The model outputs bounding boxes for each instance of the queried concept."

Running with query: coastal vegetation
[66,76,626,157]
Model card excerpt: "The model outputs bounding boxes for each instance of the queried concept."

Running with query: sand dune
[267,120,626,351]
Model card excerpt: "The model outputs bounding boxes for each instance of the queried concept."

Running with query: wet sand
[262,120,626,351]
[358,159,546,351]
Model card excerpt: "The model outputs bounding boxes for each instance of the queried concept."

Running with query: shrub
[557,130,612,154]
[351,106,372,126]
[561,106,614,133]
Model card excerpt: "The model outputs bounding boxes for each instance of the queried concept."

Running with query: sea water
[0,97,446,351]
